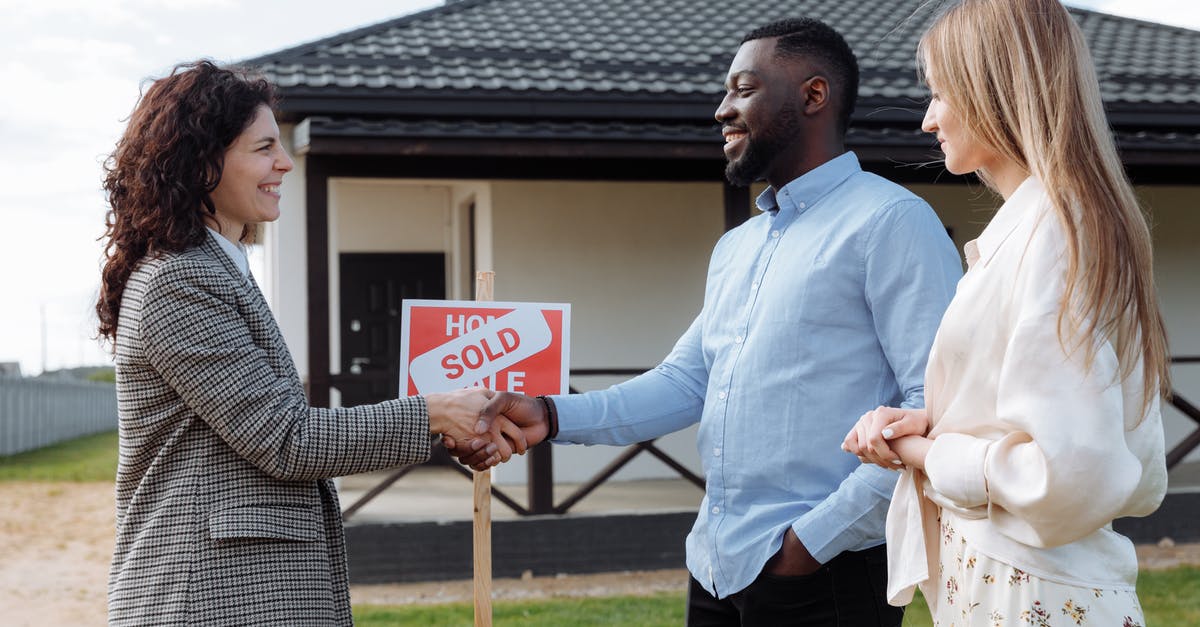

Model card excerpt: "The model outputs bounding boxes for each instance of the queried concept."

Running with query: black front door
[338,253,445,408]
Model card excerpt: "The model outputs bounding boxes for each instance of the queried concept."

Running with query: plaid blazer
[108,233,431,626]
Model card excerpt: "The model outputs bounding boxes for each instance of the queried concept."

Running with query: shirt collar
[205,227,250,277]
[754,151,861,217]
[966,177,1043,269]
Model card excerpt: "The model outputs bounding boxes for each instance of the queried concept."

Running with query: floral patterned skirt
[931,512,1145,627]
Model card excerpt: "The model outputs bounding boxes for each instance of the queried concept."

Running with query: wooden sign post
[473,271,494,627]
[393,276,570,627]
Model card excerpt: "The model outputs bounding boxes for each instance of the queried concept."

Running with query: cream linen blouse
[885,178,1167,606]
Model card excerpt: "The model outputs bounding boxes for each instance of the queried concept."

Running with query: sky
[0,0,1196,376]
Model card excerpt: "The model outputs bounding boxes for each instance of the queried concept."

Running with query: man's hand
[763,529,822,577]
[443,391,551,470]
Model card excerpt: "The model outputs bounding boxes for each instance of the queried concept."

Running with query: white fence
[0,377,117,456]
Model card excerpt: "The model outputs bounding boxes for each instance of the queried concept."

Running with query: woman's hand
[842,406,931,470]
[426,388,529,466]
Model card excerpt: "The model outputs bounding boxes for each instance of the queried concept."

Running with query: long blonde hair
[919,0,1170,408]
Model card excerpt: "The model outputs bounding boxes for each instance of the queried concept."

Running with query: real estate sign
[399,300,570,396]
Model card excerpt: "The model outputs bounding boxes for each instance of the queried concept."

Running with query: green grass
[1138,565,1200,624]
[0,430,118,482]
[355,568,1200,626]
[354,592,686,626]
[903,592,933,626]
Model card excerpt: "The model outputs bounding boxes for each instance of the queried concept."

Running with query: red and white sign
[398,300,570,396]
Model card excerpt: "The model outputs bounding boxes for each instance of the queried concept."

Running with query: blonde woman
[843,0,1169,624]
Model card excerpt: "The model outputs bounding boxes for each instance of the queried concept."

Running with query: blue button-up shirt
[553,152,962,598]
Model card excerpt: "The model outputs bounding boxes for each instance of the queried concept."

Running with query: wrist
[896,435,932,469]
[424,393,447,434]
[537,395,559,439]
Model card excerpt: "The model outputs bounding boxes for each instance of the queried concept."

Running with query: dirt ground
[2,482,1196,625]
[1,483,115,626]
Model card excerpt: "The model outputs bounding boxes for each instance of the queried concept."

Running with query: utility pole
[40,303,48,375]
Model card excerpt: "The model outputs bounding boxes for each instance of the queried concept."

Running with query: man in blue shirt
[451,17,961,626]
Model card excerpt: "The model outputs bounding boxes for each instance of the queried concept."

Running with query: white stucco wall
[333,182,450,252]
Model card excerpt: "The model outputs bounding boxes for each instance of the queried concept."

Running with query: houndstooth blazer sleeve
[135,240,432,480]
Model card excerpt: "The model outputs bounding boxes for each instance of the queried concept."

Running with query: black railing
[1167,355,1200,469]
[342,356,1200,520]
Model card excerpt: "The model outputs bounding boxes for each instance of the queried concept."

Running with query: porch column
[723,180,751,231]
[306,157,332,407]
[527,442,554,514]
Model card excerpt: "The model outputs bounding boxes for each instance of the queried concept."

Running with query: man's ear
[802,76,831,116]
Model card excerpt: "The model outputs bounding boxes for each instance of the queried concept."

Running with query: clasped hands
[427,389,550,470]
[841,406,934,470]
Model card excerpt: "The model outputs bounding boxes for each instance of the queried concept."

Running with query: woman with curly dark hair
[99,60,521,625]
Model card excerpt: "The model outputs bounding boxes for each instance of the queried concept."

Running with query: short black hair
[742,18,860,134]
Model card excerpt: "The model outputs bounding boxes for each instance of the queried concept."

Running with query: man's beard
[724,103,802,187]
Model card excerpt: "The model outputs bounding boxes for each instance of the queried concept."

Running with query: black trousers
[685,544,903,627]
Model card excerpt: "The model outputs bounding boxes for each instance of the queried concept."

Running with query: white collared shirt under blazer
[108,233,433,625]
[886,178,1167,610]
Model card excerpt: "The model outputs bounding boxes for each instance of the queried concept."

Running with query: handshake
[425,389,555,470]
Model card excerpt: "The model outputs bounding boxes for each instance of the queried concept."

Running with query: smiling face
[715,38,806,187]
[920,70,1002,177]
[207,104,294,240]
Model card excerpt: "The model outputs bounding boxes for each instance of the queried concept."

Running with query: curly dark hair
[97,60,276,345]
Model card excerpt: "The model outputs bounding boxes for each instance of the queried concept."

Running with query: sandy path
[1,482,1196,624]
[0,483,114,626]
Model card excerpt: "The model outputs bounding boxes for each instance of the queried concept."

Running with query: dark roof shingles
[248,0,1200,108]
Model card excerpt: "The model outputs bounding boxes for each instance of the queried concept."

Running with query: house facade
[245,0,1200,485]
